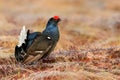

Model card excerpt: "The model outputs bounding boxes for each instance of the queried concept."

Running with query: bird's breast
[43,28,59,42]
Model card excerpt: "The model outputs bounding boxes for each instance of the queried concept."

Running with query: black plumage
[15,16,61,64]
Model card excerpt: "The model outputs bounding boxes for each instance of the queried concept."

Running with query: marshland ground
[0,0,120,80]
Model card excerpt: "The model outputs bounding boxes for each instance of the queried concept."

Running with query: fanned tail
[18,26,27,47]
[15,26,29,62]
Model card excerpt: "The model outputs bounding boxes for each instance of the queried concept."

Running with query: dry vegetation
[0,0,120,80]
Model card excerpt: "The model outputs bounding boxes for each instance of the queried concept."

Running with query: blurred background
[0,0,120,57]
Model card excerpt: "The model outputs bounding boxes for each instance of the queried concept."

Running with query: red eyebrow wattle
[53,16,59,20]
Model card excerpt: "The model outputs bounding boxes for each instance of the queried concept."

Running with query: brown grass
[0,47,120,80]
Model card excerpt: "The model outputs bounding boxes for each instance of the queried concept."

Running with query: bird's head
[52,16,61,23]
[47,16,61,26]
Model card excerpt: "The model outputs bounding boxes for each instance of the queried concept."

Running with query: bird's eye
[47,36,51,40]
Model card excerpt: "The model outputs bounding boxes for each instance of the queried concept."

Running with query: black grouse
[15,16,61,64]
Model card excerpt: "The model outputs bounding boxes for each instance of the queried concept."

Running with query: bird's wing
[23,34,54,64]
[27,31,42,49]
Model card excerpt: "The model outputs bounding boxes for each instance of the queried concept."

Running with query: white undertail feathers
[18,26,27,47]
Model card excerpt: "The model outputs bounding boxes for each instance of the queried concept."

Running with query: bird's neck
[43,24,59,42]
